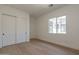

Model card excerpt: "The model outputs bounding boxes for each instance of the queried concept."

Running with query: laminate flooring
[0,39,79,55]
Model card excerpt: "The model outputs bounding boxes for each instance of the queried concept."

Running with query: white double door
[0,13,27,48]
[0,14,16,47]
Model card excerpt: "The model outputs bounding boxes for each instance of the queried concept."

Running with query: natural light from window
[48,16,66,34]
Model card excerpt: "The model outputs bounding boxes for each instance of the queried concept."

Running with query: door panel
[16,18,27,43]
[2,14,16,47]
[0,14,2,48]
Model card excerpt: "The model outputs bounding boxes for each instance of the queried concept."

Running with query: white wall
[0,5,30,42]
[36,5,79,50]
[30,17,36,38]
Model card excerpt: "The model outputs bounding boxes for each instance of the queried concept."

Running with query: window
[48,18,56,33]
[48,16,66,34]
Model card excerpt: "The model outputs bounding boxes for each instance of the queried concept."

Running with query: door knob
[25,32,27,34]
[2,33,5,35]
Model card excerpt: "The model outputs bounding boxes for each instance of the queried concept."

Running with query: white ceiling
[6,4,66,18]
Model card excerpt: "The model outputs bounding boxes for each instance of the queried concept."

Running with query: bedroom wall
[30,17,36,39]
[36,5,79,50]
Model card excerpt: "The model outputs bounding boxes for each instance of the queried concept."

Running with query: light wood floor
[0,39,79,55]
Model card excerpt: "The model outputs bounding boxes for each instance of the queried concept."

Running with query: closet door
[16,18,27,43]
[0,14,2,48]
[2,14,16,47]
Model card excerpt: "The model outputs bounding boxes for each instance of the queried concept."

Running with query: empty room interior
[0,4,79,55]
